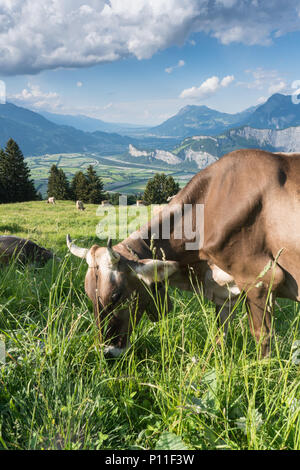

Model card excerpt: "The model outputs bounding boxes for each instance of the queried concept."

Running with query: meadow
[0,201,300,450]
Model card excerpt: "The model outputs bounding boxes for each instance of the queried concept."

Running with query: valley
[5,92,300,198]
[26,152,195,197]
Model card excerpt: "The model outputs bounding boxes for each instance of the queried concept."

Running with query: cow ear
[135,259,179,285]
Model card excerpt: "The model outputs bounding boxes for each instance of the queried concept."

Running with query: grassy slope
[0,201,300,450]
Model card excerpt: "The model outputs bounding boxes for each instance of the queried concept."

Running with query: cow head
[66,235,178,357]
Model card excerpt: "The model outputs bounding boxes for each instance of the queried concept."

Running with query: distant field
[25,152,196,197]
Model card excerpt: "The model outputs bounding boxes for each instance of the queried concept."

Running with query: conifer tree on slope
[71,166,105,204]
[85,165,105,204]
[0,149,6,204]
[0,139,37,203]
[71,171,89,202]
[143,173,180,205]
[47,164,72,200]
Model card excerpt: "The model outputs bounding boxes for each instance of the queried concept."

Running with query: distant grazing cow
[67,149,300,358]
[47,197,56,205]
[0,236,54,266]
[76,200,85,211]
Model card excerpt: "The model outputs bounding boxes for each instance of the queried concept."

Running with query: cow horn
[66,234,89,259]
[107,237,120,264]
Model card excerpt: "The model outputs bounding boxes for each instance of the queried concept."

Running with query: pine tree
[71,166,105,204]
[71,171,89,202]
[47,164,59,199]
[85,165,105,204]
[0,139,37,203]
[47,164,72,200]
[0,149,6,203]
[143,173,180,204]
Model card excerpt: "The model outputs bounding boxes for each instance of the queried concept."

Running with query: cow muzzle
[103,341,131,358]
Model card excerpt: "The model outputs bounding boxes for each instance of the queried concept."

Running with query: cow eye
[111,291,122,304]
[151,281,164,293]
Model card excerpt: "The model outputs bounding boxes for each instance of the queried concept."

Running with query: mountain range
[0,102,177,156]
[147,104,257,138]
[124,124,300,171]
[40,110,146,135]
[1,93,300,159]
[147,93,300,138]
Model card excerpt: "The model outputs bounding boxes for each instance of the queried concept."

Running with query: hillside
[147,94,300,139]
[0,102,135,155]
[1,200,298,450]
[148,104,255,138]
[173,125,300,167]
[246,93,300,129]
[40,110,144,135]
[122,124,300,171]
[0,102,178,156]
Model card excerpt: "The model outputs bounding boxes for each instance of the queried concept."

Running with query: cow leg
[215,303,236,345]
[227,257,285,357]
[245,288,274,358]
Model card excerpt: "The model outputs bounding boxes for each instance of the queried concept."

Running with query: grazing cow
[67,149,300,358]
[47,197,56,205]
[0,236,54,266]
[76,200,85,211]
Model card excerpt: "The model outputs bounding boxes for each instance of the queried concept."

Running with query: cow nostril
[104,345,124,358]
[103,342,131,358]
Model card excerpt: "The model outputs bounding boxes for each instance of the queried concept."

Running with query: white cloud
[238,68,287,96]
[241,68,282,90]
[9,83,62,110]
[165,59,185,74]
[220,75,235,87]
[180,75,234,100]
[268,80,286,95]
[0,1,300,75]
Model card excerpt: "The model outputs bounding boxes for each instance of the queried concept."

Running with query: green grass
[0,201,300,450]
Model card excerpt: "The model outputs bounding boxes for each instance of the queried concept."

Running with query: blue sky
[1,1,300,125]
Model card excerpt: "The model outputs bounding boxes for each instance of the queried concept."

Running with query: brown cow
[67,149,300,358]
[0,236,54,266]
